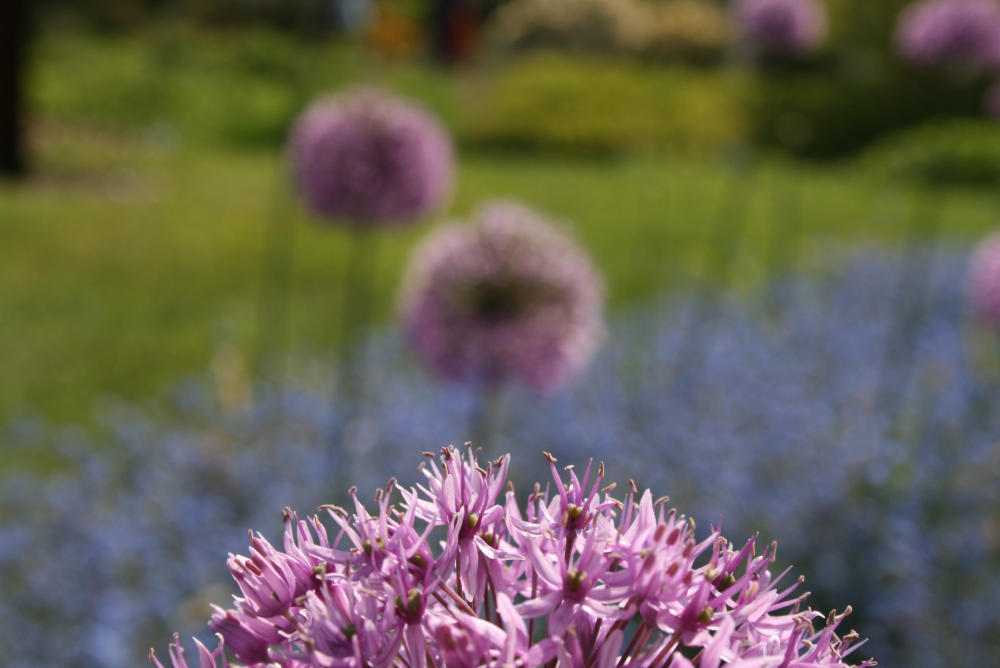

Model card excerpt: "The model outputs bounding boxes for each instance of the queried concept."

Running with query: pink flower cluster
[895,0,1000,72]
[288,88,453,225]
[153,447,875,668]
[399,201,604,394]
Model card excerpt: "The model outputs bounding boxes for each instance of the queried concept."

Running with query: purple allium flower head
[288,88,454,225]
[967,231,1000,322]
[734,0,828,56]
[153,446,876,668]
[895,0,1000,71]
[399,200,604,393]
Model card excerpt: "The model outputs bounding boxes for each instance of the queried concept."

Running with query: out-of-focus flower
[288,88,453,225]
[734,0,827,56]
[399,200,604,393]
[154,447,875,668]
[895,0,1000,71]
[967,231,1000,322]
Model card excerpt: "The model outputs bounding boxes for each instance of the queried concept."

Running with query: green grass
[3,122,999,426]
[3,29,1000,427]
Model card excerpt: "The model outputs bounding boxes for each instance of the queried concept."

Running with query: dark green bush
[38,0,334,32]
[861,119,1000,187]
[748,64,988,158]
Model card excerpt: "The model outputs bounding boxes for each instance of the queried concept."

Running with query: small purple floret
[289,88,454,225]
[152,446,876,668]
[895,0,1000,71]
[735,0,827,56]
[399,200,605,394]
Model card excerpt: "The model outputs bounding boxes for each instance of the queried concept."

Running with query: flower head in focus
[288,88,454,225]
[399,200,604,394]
[734,0,827,57]
[895,0,1000,72]
[153,446,876,668]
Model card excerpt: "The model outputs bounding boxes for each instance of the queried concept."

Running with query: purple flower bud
[288,88,454,225]
[207,608,270,665]
[399,200,605,393]
[428,612,504,667]
[895,0,1000,71]
[735,0,827,56]
[149,633,226,668]
[227,532,298,618]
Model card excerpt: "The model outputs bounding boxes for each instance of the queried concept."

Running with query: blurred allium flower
[734,0,827,56]
[399,201,604,393]
[153,446,875,668]
[895,0,1000,71]
[288,88,454,225]
[967,231,1000,322]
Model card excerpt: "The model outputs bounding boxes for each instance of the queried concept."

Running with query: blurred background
[2,0,1000,666]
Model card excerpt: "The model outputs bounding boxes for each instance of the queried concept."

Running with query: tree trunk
[1,0,27,177]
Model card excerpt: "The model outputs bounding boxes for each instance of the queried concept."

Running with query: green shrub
[747,63,990,158]
[38,0,333,32]
[458,52,744,156]
[861,119,1000,187]
[30,30,459,149]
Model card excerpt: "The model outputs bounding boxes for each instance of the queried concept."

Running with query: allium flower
[895,0,1000,72]
[288,88,454,225]
[734,0,827,56]
[967,231,1000,322]
[153,446,875,668]
[399,200,604,393]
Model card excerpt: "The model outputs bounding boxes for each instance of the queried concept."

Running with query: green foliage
[748,63,989,158]
[30,30,458,148]
[862,119,1000,187]
[824,0,911,50]
[38,0,334,31]
[459,52,745,156]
